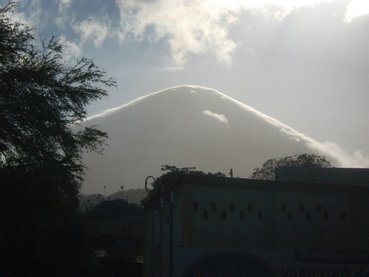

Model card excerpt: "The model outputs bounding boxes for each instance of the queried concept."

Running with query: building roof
[276,167,369,186]
[144,172,368,209]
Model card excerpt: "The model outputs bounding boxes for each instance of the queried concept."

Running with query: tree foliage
[142,165,226,205]
[158,164,226,183]
[0,3,115,169]
[82,199,143,220]
[147,165,225,191]
[0,3,116,275]
[79,193,105,212]
[1,167,94,276]
[250,153,331,181]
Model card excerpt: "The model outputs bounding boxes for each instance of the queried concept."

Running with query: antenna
[229,168,233,178]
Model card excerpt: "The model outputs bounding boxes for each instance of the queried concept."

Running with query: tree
[157,164,226,184]
[79,193,105,212]
[82,199,143,220]
[0,3,116,276]
[250,153,331,181]
[144,165,225,193]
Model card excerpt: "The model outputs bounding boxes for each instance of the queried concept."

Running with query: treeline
[82,199,143,220]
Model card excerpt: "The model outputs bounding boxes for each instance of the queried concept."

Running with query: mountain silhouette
[82,85,356,194]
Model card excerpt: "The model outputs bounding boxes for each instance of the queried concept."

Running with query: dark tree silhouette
[145,165,225,192]
[250,153,331,181]
[156,165,226,186]
[79,193,105,212]
[82,199,143,220]
[0,3,115,276]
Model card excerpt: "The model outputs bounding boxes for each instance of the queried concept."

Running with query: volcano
[81,85,356,194]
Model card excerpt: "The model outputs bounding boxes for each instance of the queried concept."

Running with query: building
[276,167,369,186]
[87,215,144,258]
[144,169,369,277]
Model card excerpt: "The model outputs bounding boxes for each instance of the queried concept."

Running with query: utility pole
[169,190,174,277]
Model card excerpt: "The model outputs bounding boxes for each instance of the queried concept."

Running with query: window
[299,203,304,212]
[193,202,198,211]
[240,210,245,220]
[323,211,328,221]
[288,211,293,220]
[211,202,216,211]
[257,211,263,220]
[203,210,208,220]
[317,203,322,212]
[229,202,235,211]
[305,212,311,220]
[221,210,227,220]
[341,211,347,221]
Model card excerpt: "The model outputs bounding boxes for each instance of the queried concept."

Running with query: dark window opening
[323,211,328,221]
[288,211,293,220]
[240,210,245,220]
[341,211,347,221]
[299,203,304,212]
[257,211,263,220]
[193,202,198,211]
[317,204,322,212]
[203,210,208,220]
[221,210,227,220]
[211,202,216,211]
[305,212,311,220]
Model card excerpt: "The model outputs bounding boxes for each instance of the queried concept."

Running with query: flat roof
[276,167,369,186]
[176,175,367,195]
[143,173,369,208]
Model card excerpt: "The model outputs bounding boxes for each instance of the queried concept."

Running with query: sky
[6,0,369,159]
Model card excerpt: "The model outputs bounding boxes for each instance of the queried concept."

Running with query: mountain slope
[82,85,364,194]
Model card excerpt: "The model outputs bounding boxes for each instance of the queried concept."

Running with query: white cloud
[59,0,72,11]
[11,11,33,28]
[73,16,111,47]
[12,0,369,68]
[203,110,229,125]
[115,0,238,65]
[12,0,44,30]
[345,0,369,22]
[278,127,369,168]
[156,66,184,72]
[306,141,369,167]
[59,36,82,61]
[55,0,75,29]
[113,0,369,65]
